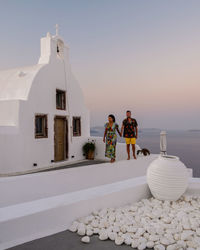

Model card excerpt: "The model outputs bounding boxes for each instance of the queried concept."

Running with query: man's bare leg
[126,144,130,160]
[132,144,136,159]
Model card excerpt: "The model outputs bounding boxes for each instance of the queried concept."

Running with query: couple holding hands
[103,110,138,163]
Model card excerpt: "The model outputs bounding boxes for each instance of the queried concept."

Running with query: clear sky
[0,0,200,130]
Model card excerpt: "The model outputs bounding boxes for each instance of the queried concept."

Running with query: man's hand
[135,127,138,139]
[135,135,138,139]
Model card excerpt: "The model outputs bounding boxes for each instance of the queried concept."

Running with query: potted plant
[82,141,95,160]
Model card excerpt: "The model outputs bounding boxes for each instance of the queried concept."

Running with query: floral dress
[104,122,119,159]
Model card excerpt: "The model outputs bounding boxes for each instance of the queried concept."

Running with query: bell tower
[38,25,69,64]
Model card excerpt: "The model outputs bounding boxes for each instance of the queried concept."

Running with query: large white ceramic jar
[147,155,189,201]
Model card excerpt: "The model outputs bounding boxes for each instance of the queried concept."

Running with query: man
[121,110,138,160]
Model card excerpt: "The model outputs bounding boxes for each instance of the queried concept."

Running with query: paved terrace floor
[8,230,151,250]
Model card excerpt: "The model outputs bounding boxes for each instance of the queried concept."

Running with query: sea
[91,127,200,177]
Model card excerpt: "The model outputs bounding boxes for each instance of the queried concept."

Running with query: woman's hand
[117,129,122,137]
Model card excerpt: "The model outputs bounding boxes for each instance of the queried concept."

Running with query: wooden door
[54,117,66,162]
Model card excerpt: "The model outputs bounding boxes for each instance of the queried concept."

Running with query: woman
[103,114,121,163]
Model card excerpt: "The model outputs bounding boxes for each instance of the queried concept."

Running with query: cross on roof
[55,24,59,36]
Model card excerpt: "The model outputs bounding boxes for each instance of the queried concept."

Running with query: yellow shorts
[125,138,136,145]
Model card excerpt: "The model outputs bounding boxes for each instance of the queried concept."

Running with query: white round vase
[147,155,189,201]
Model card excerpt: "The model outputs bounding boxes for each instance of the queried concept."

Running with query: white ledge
[0,176,147,223]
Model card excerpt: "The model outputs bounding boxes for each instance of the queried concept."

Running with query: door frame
[54,116,69,162]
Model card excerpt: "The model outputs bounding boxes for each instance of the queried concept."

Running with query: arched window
[57,39,64,58]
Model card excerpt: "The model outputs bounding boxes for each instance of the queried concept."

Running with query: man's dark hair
[126,110,131,113]
[108,114,115,122]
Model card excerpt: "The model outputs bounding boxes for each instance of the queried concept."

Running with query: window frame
[35,114,48,139]
[73,117,81,137]
[56,89,66,110]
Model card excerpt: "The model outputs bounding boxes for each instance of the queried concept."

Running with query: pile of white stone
[69,195,200,249]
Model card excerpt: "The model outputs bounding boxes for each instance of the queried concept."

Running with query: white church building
[0,29,90,174]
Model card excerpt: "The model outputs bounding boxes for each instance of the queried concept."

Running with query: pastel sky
[0,0,200,129]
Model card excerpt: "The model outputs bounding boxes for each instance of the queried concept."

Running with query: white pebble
[146,241,154,248]
[70,195,200,249]
[131,239,139,248]
[91,219,99,228]
[149,234,160,242]
[120,225,127,233]
[196,228,200,236]
[136,228,145,237]
[86,229,93,236]
[115,236,124,245]
[166,244,178,250]
[154,244,165,250]
[160,237,170,245]
[177,240,186,248]
[124,236,132,245]
[138,242,146,250]
[99,231,108,240]
[81,236,90,243]
[69,221,79,232]
[180,230,193,241]
[77,224,85,236]
[108,232,117,241]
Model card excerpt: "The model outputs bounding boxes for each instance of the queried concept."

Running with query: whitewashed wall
[0,34,90,174]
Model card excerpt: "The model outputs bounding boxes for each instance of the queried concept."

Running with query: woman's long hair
[108,114,115,123]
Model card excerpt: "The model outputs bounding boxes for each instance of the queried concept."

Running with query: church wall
[0,51,90,174]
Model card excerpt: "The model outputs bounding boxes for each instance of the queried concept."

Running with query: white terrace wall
[0,155,158,207]
[0,177,151,250]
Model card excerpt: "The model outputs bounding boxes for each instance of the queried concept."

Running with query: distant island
[188,129,200,132]
[139,128,161,132]
[90,126,162,137]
